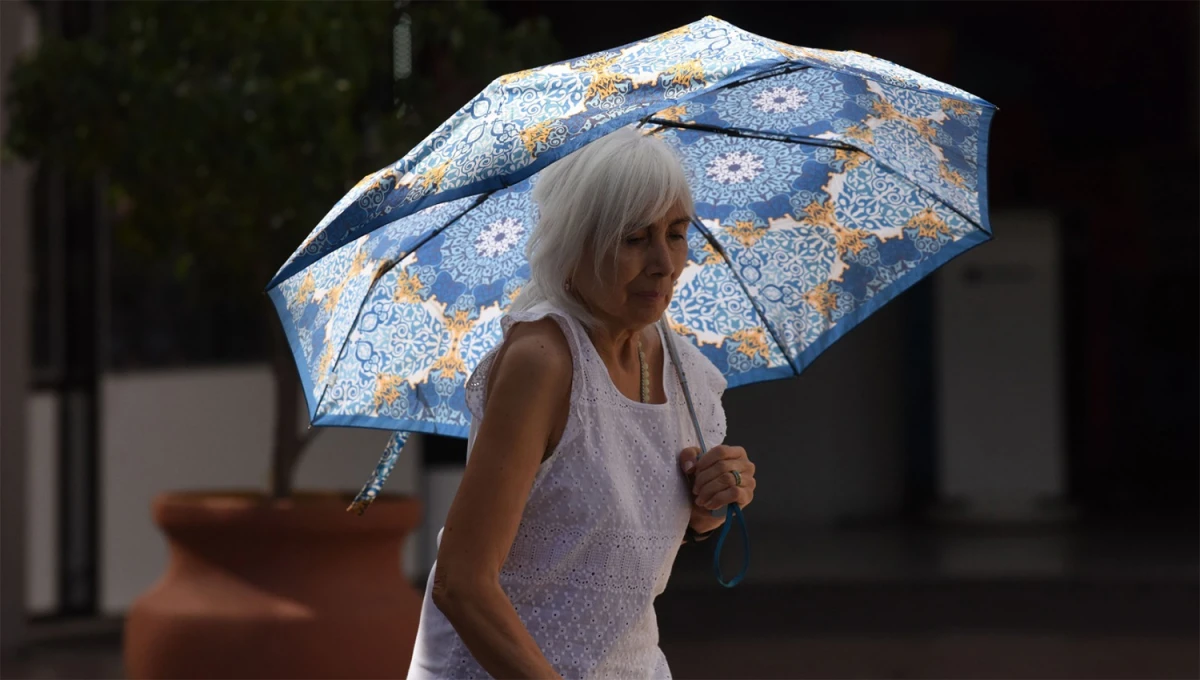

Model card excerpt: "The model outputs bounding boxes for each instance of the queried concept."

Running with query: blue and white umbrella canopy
[266,16,994,512]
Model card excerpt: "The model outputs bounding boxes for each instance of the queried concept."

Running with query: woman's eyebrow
[669,217,691,228]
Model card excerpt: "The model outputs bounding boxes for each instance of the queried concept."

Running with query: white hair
[510,127,695,329]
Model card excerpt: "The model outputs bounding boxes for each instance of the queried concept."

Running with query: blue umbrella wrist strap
[710,502,749,588]
[660,318,750,587]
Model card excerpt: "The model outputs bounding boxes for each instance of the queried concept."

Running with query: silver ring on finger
[731,469,743,487]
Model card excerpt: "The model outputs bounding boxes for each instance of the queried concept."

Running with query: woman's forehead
[645,204,692,229]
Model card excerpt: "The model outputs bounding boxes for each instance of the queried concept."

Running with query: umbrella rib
[643,118,857,151]
[368,192,492,285]
[312,192,493,418]
[649,118,983,232]
[690,218,801,377]
[873,158,983,233]
[717,63,812,90]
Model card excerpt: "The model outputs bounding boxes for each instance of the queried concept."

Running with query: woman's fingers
[684,444,757,509]
[691,451,753,494]
[694,445,745,473]
[695,473,755,505]
[695,475,756,509]
[690,446,744,484]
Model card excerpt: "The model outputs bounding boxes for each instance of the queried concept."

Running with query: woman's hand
[679,445,756,533]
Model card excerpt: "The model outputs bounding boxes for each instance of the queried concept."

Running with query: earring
[564,279,572,292]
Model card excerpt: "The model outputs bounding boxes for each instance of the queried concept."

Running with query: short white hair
[510,127,695,329]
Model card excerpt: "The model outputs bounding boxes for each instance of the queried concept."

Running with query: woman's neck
[587,320,648,368]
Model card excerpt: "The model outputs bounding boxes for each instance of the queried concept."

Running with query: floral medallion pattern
[267,16,995,507]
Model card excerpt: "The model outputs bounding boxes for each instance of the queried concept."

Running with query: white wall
[99,365,420,613]
[26,394,58,615]
[24,366,421,616]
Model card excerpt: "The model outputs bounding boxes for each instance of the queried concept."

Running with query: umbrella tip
[346,497,372,515]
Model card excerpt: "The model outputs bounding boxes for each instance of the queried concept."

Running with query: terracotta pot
[124,491,423,679]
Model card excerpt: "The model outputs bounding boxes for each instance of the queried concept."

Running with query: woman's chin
[627,297,668,322]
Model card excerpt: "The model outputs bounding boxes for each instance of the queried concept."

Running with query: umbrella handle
[658,318,750,587]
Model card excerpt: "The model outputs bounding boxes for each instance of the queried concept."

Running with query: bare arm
[432,319,571,680]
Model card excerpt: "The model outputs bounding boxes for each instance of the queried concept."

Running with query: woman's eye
[669,233,687,241]
[625,236,646,245]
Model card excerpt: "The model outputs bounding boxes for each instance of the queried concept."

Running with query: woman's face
[573,201,692,331]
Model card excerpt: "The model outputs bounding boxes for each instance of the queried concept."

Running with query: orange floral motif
[321,283,343,315]
[667,317,692,338]
[352,171,379,192]
[346,247,369,279]
[731,327,770,361]
[652,104,688,124]
[804,282,839,320]
[833,149,869,172]
[831,224,870,257]
[412,160,451,194]
[520,120,559,158]
[724,220,768,248]
[912,118,940,142]
[841,124,876,145]
[938,163,967,188]
[800,198,871,257]
[655,25,692,42]
[293,272,316,307]
[865,95,980,195]
[430,309,475,379]
[870,98,951,149]
[352,168,398,196]
[317,338,338,384]
[578,53,627,103]
[871,98,902,121]
[941,98,972,115]
[699,240,724,265]
[373,374,407,409]
[775,42,818,62]
[907,207,951,238]
[392,269,423,304]
[664,58,705,88]
[801,197,839,228]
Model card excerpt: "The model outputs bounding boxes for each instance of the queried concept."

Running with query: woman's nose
[646,237,675,277]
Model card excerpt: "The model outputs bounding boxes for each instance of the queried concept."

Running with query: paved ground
[5,630,1197,680]
[5,523,1196,679]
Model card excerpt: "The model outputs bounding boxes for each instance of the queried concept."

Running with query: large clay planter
[125,492,423,679]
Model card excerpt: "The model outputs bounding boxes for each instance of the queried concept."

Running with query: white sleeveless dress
[407,302,727,679]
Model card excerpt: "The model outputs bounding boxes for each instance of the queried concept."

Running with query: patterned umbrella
[267,16,995,516]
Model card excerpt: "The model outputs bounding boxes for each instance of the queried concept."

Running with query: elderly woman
[407,128,758,679]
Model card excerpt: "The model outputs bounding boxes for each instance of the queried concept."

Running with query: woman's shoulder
[472,317,573,428]
[466,307,576,422]
[500,302,584,367]
[501,317,573,376]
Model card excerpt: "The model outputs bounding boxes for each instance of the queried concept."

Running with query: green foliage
[4,0,560,315]
[4,0,560,494]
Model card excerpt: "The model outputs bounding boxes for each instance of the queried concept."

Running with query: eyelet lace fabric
[408,302,727,679]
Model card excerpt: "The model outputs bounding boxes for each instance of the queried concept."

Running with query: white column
[934,210,1070,523]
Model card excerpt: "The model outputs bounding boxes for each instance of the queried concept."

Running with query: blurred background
[0,1,1196,678]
